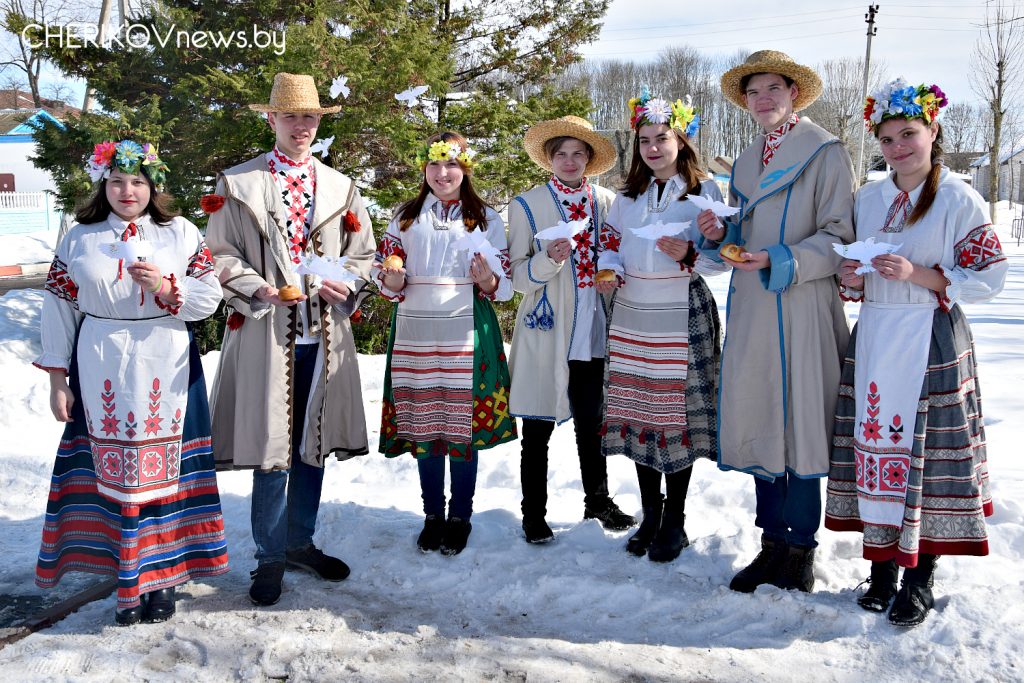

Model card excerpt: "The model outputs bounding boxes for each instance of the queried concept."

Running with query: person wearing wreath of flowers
[204,73,376,606]
[824,80,1006,627]
[594,93,729,563]
[698,51,855,593]
[34,140,229,626]
[507,115,636,545]
[374,132,517,556]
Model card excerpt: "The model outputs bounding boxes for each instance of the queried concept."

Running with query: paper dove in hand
[832,237,903,275]
[395,85,429,107]
[100,238,155,262]
[686,194,740,217]
[453,230,504,275]
[309,136,335,159]
[329,75,350,100]
[630,220,692,240]
[294,254,359,284]
[532,219,589,247]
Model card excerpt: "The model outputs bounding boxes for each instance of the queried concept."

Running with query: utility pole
[81,0,114,112]
[855,4,879,184]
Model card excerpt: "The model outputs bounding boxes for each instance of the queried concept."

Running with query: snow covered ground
[0,207,1022,681]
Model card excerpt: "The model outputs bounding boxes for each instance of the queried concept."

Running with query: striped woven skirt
[825,304,992,567]
[379,278,516,460]
[36,332,229,609]
[601,271,720,473]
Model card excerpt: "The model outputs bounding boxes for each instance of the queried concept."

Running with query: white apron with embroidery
[605,269,690,432]
[391,276,475,444]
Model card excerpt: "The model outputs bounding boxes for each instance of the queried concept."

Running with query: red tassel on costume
[682,430,690,447]
[598,423,608,437]
[343,210,360,232]
[200,194,225,214]
[620,425,628,439]
[638,431,647,445]
[658,431,667,448]
[226,311,245,330]
[349,309,363,323]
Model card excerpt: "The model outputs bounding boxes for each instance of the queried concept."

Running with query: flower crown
[415,140,478,169]
[628,88,700,137]
[85,140,169,187]
[864,78,948,132]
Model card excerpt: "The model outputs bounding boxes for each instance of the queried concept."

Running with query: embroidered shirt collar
[108,213,151,234]
[762,114,800,166]
[268,145,312,168]
[550,174,588,195]
[425,193,463,222]
[880,165,947,206]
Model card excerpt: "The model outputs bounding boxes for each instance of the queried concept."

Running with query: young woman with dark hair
[596,93,727,563]
[375,131,517,556]
[34,140,228,626]
[825,80,1007,627]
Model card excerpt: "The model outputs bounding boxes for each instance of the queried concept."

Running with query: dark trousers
[636,462,693,511]
[520,358,609,519]
[417,452,479,520]
[754,473,821,549]
[251,343,324,564]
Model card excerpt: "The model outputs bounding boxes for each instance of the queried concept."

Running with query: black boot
[889,554,938,627]
[583,497,637,530]
[523,516,554,544]
[114,595,147,627]
[626,495,663,556]
[417,514,446,552]
[775,544,816,592]
[729,536,787,593]
[440,517,472,556]
[857,560,899,612]
[647,505,689,563]
[143,586,176,623]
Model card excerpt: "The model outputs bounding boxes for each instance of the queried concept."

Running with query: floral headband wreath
[864,78,948,133]
[628,88,700,138]
[85,140,169,188]
[414,140,478,170]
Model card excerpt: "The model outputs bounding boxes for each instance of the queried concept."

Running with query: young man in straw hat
[697,51,855,593]
[508,115,636,543]
[205,72,377,605]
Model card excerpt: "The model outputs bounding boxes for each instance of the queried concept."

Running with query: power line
[599,5,866,32]
[596,13,864,42]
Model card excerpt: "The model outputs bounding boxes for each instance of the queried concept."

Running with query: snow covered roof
[970,136,1024,168]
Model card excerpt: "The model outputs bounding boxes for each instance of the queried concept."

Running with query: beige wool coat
[205,156,376,471]
[507,183,615,423]
[714,118,855,478]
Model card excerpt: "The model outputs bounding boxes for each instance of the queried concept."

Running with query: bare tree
[971,0,1024,220]
[804,56,887,166]
[42,78,70,103]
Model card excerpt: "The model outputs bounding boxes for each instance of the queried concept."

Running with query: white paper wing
[100,238,155,261]
[532,219,588,247]
[454,232,503,275]
[294,254,358,283]
[686,194,740,217]
[330,75,350,100]
[395,85,429,107]
[309,135,334,159]
[630,220,692,240]
[832,238,902,274]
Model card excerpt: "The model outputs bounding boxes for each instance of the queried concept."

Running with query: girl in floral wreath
[375,132,516,556]
[34,140,229,626]
[825,80,1007,627]
[596,93,728,563]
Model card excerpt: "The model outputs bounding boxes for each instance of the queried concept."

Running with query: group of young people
[32,50,1005,631]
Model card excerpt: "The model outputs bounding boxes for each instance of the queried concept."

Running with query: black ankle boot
[417,514,445,552]
[647,507,689,563]
[114,596,147,627]
[857,560,899,612]
[730,537,787,593]
[143,586,176,623]
[889,554,938,627]
[626,495,663,556]
[775,544,816,592]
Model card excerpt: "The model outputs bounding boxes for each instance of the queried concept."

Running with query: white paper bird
[832,238,903,275]
[294,254,359,283]
[329,75,350,100]
[394,85,429,107]
[333,23,353,39]
[100,238,154,262]
[630,220,692,240]
[686,194,740,217]
[532,219,589,248]
[309,135,335,159]
[453,230,503,276]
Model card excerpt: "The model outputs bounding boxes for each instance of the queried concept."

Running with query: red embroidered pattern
[144,378,163,436]
[101,379,119,436]
[762,114,799,166]
[573,229,596,288]
[600,223,622,254]
[186,241,215,279]
[881,191,911,233]
[550,175,587,195]
[45,257,79,307]
[268,147,316,264]
[956,225,1005,271]
[861,381,882,442]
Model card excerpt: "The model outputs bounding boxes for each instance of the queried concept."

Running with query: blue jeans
[754,473,821,549]
[251,343,324,564]
[417,450,479,520]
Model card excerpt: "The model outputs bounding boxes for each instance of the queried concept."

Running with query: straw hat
[720,50,823,112]
[524,115,617,176]
[248,72,343,114]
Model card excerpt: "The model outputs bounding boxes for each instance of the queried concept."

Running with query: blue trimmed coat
[712,118,855,478]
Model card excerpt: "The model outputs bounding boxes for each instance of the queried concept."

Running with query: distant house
[971,138,1024,202]
[0,108,65,234]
